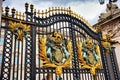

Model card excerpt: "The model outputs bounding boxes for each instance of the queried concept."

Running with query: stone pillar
[105,47,120,80]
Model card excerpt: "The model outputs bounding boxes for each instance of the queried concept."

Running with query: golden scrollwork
[39,31,72,76]
[8,21,30,41]
[77,38,101,75]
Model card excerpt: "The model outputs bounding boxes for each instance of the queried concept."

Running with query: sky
[2,0,120,25]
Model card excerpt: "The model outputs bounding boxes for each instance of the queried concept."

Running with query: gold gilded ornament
[8,21,30,41]
[39,31,72,76]
[101,34,112,53]
[77,38,101,75]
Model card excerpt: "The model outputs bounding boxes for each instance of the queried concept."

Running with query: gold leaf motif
[101,34,112,53]
[8,21,30,41]
[17,30,23,40]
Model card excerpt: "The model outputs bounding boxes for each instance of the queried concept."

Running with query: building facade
[94,2,120,71]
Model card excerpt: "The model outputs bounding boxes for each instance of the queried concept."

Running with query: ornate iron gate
[0,3,120,80]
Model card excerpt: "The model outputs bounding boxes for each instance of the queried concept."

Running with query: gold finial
[68,6,71,10]
[25,3,29,7]
[78,15,81,20]
[80,16,83,21]
[37,10,40,17]
[61,7,63,13]
[76,13,78,18]
[21,13,25,20]
[55,7,57,14]
[49,7,51,10]
[67,8,69,14]
[73,12,75,17]
[71,10,73,15]
[30,4,34,12]
[65,8,67,14]
[73,12,76,18]
[42,10,44,17]
[52,7,54,15]
[76,13,79,19]
[15,11,18,19]
[49,7,51,15]
[81,16,84,21]
[68,6,71,14]
[25,2,29,12]
[63,7,66,14]
[83,18,86,24]
[11,8,16,17]
[74,13,77,18]
[5,6,9,16]
[34,9,36,15]
[58,7,60,14]
[45,9,47,17]
[19,12,21,19]
[75,12,77,18]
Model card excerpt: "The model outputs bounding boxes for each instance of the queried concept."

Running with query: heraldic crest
[39,31,72,78]
[77,38,101,75]
[8,21,30,41]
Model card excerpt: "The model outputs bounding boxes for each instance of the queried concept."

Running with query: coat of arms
[39,31,72,78]
[8,21,30,41]
[77,38,101,75]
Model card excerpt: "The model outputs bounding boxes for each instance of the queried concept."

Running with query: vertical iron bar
[69,69,72,80]
[31,25,36,80]
[51,68,53,80]
[52,17,55,79]
[85,70,87,80]
[66,69,68,80]
[97,71,101,80]
[65,22,67,39]
[98,32,111,80]
[24,10,31,80]
[59,22,61,33]
[12,38,17,80]
[16,41,20,80]
[62,22,64,37]
[0,20,13,80]
[24,34,32,80]
[81,70,84,80]
[56,22,58,31]
[20,40,23,80]
[42,28,45,79]
[70,17,80,79]
[38,27,40,80]
[63,69,64,80]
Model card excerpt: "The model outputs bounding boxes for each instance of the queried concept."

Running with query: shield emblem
[54,49,63,63]
[39,31,72,76]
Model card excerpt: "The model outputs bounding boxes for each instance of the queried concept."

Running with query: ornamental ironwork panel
[0,2,120,80]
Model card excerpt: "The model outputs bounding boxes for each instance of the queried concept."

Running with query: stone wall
[98,17,120,71]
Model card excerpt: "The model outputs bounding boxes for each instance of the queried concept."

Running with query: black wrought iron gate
[0,3,120,80]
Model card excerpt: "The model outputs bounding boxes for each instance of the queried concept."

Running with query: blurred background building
[94,2,120,71]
